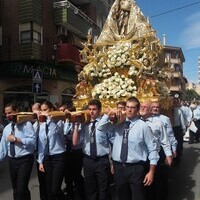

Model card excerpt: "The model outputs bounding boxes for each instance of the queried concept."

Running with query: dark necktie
[45,123,50,155]
[66,129,72,152]
[10,123,16,157]
[90,120,97,158]
[120,121,131,163]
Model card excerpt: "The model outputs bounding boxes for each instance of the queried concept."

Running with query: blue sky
[136,0,200,83]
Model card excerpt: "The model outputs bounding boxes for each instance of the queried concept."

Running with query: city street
[1,142,200,200]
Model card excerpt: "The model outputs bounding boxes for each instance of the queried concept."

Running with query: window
[19,23,42,44]
[174,64,180,72]
[171,51,178,59]
[20,30,31,43]
[33,31,41,43]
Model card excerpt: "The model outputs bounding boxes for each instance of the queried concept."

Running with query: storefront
[0,60,78,123]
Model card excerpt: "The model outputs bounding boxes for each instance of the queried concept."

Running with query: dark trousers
[44,152,66,200]
[146,148,169,200]
[36,161,48,200]
[83,155,111,200]
[173,126,183,164]
[113,162,146,200]
[8,154,34,200]
[64,149,86,199]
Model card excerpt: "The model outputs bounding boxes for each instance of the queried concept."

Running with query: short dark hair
[126,97,140,109]
[5,103,19,112]
[117,101,126,107]
[88,99,102,110]
[41,100,57,111]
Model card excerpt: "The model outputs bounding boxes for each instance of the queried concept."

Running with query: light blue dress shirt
[173,107,186,130]
[193,106,200,120]
[143,116,172,156]
[0,121,36,160]
[37,118,66,164]
[153,114,177,153]
[78,116,114,157]
[98,115,159,165]
[64,122,82,150]
[180,105,192,125]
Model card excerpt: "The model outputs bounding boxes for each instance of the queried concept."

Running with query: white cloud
[180,12,200,50]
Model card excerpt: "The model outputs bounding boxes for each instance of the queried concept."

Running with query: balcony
[54,1,101,38]
[172,71,182,78]
[169,58,181,64]
[19,42,42,60]
[170,85,182,92]
[56,43,80,64]
[19,0,41,24]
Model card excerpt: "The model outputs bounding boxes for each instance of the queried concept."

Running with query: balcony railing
[172,71,182,78]
[54,1,101,37]
[68,0,90,5]
[170,84,182,92]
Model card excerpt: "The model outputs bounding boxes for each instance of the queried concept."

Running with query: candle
[147,17,149,24]
[88,28,92,35]
[150,43,153,50]
[94,36,98,43]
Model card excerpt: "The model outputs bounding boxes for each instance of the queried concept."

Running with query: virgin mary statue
[96,0,137,43]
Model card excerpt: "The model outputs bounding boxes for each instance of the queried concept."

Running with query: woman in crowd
[37,100,66,200]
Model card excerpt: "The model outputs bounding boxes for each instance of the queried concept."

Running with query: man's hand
[143,164,156,186]
[39,163,45,172]
[165,156,173,167]
[172,151,177,158]
[7,134,15,142]
[143,171,154,186]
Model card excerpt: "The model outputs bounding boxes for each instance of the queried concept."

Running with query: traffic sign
[32,70,43,82]
[32,82,42,93]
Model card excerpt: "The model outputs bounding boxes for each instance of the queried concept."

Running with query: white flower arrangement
[107,43,131,69]
[128,66,140,76]
[91,72,137,99]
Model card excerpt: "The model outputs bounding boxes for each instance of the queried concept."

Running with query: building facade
[0,0,113,122]
[163,45,187,99]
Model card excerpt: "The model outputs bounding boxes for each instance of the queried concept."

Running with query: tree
[185,89,200,101]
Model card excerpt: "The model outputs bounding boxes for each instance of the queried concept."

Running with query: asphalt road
[1,142,200,200]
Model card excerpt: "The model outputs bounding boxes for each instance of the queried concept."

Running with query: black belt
[83,153,109,160]
[113,160,145,167]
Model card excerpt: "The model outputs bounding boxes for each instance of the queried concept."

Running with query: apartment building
[0,0,113,119]
[163,45,187,99]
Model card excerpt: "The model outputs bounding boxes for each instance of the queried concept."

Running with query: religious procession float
[73,0,173,112]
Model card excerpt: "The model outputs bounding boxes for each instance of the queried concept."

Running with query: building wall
[0,0,19,61]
